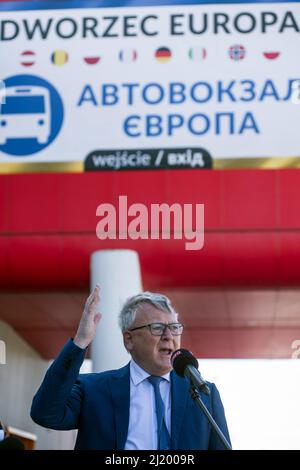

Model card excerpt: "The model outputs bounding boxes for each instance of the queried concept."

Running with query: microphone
[0,436,25,450]
[171,348,210,396]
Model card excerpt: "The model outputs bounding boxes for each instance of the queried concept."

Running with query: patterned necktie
[148,376,171,450]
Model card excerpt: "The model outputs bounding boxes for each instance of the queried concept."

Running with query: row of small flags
[19,45,280,66]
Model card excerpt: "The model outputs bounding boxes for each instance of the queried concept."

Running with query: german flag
[155,47,172,63]
[51,50,68,66]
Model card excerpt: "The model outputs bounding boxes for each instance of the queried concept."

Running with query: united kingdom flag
[229,44,246,61]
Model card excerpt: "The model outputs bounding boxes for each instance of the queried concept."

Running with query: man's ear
[123,331,134,352]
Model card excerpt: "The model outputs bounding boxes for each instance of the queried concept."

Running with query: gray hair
[118,291,177,332]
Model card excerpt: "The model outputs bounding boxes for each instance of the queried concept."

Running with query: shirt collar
[130,359,171,386]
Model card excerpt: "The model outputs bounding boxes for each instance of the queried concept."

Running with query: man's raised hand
[74,285,102,349]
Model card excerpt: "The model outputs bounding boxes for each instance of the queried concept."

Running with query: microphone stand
[189,386,232,450]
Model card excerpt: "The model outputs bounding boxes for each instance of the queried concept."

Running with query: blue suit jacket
[31,339,231,450]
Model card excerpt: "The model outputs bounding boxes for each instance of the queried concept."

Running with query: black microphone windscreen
[0,436,25,450]
[171,348,198,377]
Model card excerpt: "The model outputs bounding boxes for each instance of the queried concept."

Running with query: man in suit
[31,286,231,450]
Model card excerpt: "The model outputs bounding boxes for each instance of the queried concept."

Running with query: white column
[90,250,142,373]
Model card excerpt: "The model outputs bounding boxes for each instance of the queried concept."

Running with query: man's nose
[161,325,173,339]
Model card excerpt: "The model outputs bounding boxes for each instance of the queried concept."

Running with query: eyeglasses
[129,322,184,336]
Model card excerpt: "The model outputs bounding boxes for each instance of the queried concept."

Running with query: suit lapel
[110,363,130,450]
[170,371,189,449]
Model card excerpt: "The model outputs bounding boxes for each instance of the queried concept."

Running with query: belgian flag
[51,50,68,65]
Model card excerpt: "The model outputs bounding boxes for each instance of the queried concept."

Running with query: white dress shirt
[124,359,171,450]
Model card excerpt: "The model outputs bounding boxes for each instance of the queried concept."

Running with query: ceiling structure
[1,169,300,359]
[0,288,299,359]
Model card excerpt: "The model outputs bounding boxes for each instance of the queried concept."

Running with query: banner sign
[0,0,300,172]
